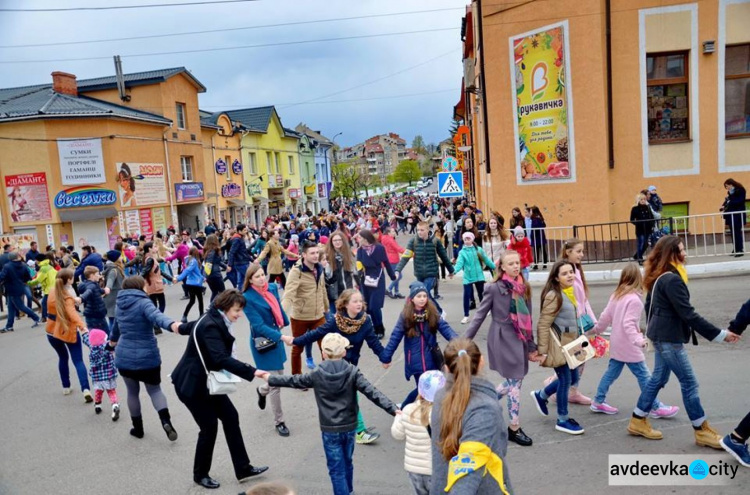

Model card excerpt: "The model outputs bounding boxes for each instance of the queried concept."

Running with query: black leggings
[207,278,225,302]
[269,272,286,289]
[183,285,204,318]
[149,293,166,312]
[735,411,750,442]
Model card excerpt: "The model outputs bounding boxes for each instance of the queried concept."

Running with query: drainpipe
[210,133,220,222]
[163,128,178,228]
[606,0,615,169]
[476,0,491,174]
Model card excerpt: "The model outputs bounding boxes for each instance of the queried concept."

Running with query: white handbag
[550,326,595,370]
[363,268,384,288]
[192,315,242,395]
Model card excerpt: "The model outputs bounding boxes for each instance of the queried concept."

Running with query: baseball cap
[418,370,446,402]
[321,333,351,358]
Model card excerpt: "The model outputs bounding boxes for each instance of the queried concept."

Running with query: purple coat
[463,281,537,380]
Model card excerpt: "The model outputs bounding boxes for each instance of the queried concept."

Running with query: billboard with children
[509,21,575,183]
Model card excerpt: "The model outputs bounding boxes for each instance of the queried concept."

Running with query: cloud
[0,0,466,145]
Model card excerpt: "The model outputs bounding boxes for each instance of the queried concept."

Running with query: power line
[0,0,260,13]
[0,7,465,49]
[0,27,459,64]
[214,88,459,109]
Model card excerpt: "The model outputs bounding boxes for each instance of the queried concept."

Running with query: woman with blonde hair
[46,268,91,400]
[255,228,296,288]
[630,193,655,263]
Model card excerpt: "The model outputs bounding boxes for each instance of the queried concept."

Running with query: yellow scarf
[561,286,577,310]
[445,441,510,494]
[670,262,688,284]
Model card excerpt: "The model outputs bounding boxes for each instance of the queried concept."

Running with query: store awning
[253,196,269,204]
[58,207,118,223]
[227,199,248,207]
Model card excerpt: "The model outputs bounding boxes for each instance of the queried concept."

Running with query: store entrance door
[72,219,109,251]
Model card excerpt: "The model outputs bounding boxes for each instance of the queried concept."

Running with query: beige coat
[536,291,579,368]
[281,262,327,321]
[391,402,433,475]
[256,239,292,275]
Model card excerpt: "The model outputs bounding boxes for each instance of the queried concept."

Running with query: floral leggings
[497,378,523,427]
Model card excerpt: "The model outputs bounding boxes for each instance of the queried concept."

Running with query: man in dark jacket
[720,298,750,466]
[74,246,104,281]
[227,224,252,288]
[25,241,40,264]
[0,252,41,332]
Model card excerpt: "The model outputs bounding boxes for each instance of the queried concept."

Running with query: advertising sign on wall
[5,173,52,223]
[246,182,262,197]
[509,21,575,183]
[139,209,153,237]
[124,210,140,235]
[215,159,227,175]
[57,138,106,185]
[221,183,242,198]
[317,183,328,198]
[152,208,167,233]
[232,159,243,175]
[175,182,205,202]
[54,187,117,208]
[115,163,168,207]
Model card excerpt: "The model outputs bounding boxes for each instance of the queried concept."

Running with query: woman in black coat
[720,178,746,257]
[630,193,655,262]
[355,229,395,339]
[171,289,268,489]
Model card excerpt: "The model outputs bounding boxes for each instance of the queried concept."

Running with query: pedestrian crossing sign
[438,171,464,197]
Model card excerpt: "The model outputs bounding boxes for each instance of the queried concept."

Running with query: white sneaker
[62,387,72,395]
[461,316,470,324]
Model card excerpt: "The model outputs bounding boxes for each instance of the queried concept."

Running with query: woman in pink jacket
[586,263,678,418]
[380,226,405,299]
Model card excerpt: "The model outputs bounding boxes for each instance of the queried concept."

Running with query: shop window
[646,52,690,143]
[288,155,295,175]
[181,156,193,182]
[725,44,750,138]
[175,102,187,129]
[248,152,257,175]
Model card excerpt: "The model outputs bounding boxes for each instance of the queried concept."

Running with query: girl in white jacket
[391,370,446,495]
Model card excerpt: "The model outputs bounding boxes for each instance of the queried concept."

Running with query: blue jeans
[636,234,648,260]
[41,294,49,320]
[46,333,90,391]
[387,263,402,295]
[6,294,40,328]
[541,364,578,421]
[635,342,705,426]
[462,282,485,317]
[595,359,661,410]
[233,263,248,289]
[421,277,442,313]
[321,430,356,495]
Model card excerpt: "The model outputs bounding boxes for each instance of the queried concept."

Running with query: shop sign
[288,188,300,199]
[267,175,277,188]
[152,208,167,233]
[124,210,140,235]
[317,182,328,198]
[57,138,106,185]
[5,172,52,222]
[304,184,316,195]
[221,183,242,198]
[246,182,262,196]
[175,182,205,202]
[45,224,54,247]
[116,163,168,207]
[215,158,228,175]
[139,209,153,237]
[510,21,574,182]
[53,187,117,208]
[232,159,243,175]
[276,175,283,186]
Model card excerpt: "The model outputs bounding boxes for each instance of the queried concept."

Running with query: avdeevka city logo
[689,460,709,480]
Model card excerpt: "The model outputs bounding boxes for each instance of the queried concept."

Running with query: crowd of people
[0,186,749,494]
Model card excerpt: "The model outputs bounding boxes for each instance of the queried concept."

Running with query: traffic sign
[442,156,458,172]
[438,171,464,197]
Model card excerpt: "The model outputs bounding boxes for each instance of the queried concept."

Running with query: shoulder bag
[192,314,242,395]
[364,267,384,288]
[549,318,594,370]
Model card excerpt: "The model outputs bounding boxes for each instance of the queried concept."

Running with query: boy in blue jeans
[262,333,399,495]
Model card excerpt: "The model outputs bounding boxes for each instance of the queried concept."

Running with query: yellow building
[458,0,750,227]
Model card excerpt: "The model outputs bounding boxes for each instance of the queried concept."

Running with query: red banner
[139,209,153,238]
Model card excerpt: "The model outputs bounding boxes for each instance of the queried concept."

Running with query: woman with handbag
[530,260,588,435]
[171,289,269,490]
[45,268,92,401]
[242,264,291,437]
[464,251,539,447]
[380,282,457,408]
[355,230,396,340]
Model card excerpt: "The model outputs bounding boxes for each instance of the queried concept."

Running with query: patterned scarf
[335,311,367,335]
[501,274,533,342]
[413,309,428,323]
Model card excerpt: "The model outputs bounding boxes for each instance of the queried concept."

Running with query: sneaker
[0,328,7,334]
[306,357,316,370]
[356,429,380,445]
[530,390,549,416]
[556,418,584,435]
[112,404,120,422]
[31,320,41,328]
[62,387,72,395]
[83,389,93,403]
[568,388,592,405]
[590,402,618,415]
[386,290,397,299]
[94,403,102,414]
[649,405,679,419]
[460,316,470,324]
[720,435,750,467]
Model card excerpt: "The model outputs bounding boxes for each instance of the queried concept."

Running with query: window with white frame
[646,52,690,143]
[725,44,750,138]
[181,156,193,181]
[266,152,273,173]
[274,152,281,174]
[175,102,187,129]
[248,152,257,174]
[288,155,295,174]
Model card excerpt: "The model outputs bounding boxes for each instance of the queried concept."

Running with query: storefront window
[647,52,690,143]
[725,44,750,138]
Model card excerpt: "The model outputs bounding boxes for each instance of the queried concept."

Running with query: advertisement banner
[0,234,36,252]
[510,22,575,183]
[124,210,140,236]
[139,209,153,238]
[175,182,205,202]
[221,183,242,198]
[54,187,117,208]
[5,173,52,223]
[116,163,168,207]
[57,138,106,185]
[152,207,167,233]
[317,183,328,198]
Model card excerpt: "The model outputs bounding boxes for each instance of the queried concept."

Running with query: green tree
[392,159,422,186]
[331,160,361,198]
[411,135,426,155]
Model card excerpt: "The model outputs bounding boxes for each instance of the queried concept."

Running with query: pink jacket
[380,235,405,264]
[166,243,189,262]
[573,268,596,321]
[591,292,646,363]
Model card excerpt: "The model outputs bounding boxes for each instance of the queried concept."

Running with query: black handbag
[253,336,277,353]
[430,343,445,370]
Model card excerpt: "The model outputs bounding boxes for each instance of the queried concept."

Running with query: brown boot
[694,421,722,449]
[627,416,663,440]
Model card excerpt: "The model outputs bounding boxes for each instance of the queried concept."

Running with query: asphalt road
[1,245,748,495]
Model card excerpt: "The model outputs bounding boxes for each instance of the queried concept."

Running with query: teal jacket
[454,245,495,284]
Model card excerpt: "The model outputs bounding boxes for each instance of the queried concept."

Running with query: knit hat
[27,260,36,267]
[462,232,475,242]
[513,226,525,237]
[88,329,108,347]
[321,333,351,358]
[418,370,446,403]
[409,281,429,300]
[648,185,657,192]
[106,250,121,263]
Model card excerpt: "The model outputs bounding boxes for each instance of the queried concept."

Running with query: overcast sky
[0,0,466,147]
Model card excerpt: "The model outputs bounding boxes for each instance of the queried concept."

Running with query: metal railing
[672,210,748,258]
[571,218,674,264]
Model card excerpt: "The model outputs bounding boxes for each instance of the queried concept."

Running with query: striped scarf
[501,274,533,342]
